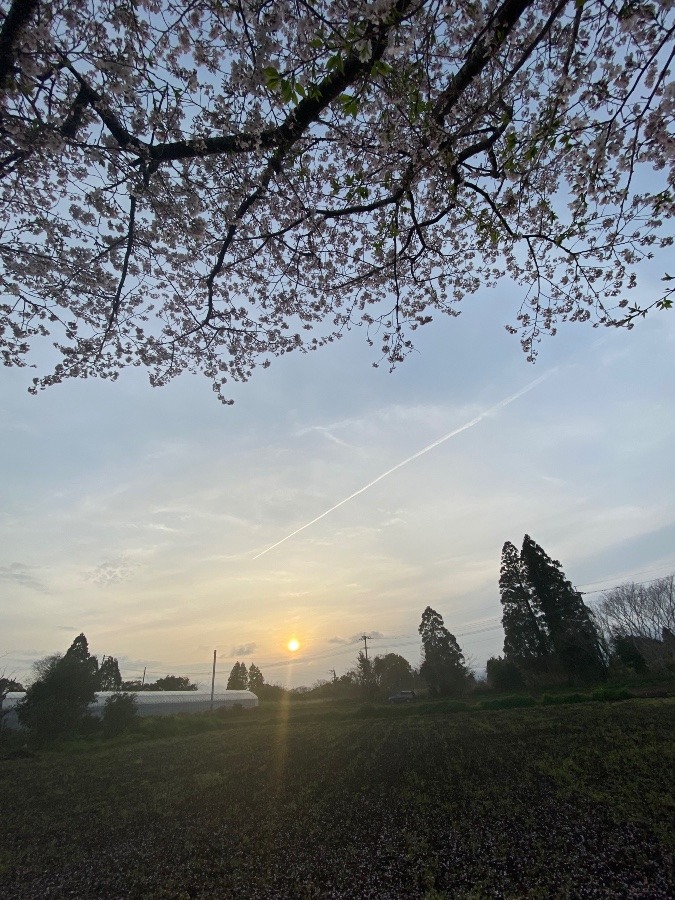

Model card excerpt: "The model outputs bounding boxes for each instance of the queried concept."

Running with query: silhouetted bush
[486,657,526,692]
[541,692,591,706]
[102,693,139,739]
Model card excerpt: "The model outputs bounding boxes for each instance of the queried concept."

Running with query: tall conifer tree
[520,536,605,682]
[247,664,264,693]
[499,541,551,666]
[227,662,248,690]
[98,657,122,691]
[419,607,470,697]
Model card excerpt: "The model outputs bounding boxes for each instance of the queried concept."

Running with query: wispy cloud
[296,424,353,447]
[0,563,50,594]
[87,558,139,586]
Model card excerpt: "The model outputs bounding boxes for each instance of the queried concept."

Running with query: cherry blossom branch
[104,195,137,338]
[2,0,673,400]
[432,0,541,124]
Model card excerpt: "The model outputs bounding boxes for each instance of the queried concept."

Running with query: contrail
[252,369,556,560]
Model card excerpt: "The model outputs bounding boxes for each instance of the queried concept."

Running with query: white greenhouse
[1,690,258,730]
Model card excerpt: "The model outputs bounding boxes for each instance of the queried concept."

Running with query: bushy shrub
[591,687,632,703]
[479,695,537,710]
[486,657,526,692]
[102,693,139,739]
[541,692,591,706]
[435,699,470,713]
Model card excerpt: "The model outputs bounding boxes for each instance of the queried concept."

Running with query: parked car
[388,691,416,703]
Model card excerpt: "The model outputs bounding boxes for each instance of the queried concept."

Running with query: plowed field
[2,699,673,898]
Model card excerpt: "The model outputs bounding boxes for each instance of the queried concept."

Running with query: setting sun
[287,639,300,652]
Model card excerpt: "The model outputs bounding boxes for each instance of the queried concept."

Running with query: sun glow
[287,638,300,652]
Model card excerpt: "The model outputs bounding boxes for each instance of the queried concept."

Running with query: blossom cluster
[1,0,673,399]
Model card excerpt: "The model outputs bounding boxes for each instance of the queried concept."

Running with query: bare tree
[1,0,674,401]
[594,575,675,671]
[595,576,675,640]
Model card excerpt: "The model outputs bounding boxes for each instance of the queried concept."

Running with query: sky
[1,274,674,691]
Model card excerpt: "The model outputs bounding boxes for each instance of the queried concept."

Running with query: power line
[127,621,507,679]
[576,564,675,591]
[581,574,673,597]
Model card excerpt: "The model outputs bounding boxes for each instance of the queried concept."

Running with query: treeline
[288,536,674,702]
[3,636,203,741]
[488,536,675,692]
[226,661,264,692]
[8,637,201,698]
[276,607,472,703]
[120,675,198,692]
[7,537,673,740]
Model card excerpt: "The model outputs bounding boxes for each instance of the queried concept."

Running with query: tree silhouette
[352,651,377,700]
[372,653,413,697]
[247,664,265,693]
[520,535,605,682]
[499,536,606,683]
[18,633,99,739]
[419,607,470,697]
[227,662,249,690]
[499,540,551,673]
[152,675,198,691]
[98,657,122,691]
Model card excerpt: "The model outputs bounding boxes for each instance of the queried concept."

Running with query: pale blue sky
[2,281,674,689]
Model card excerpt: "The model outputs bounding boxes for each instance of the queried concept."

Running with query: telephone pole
[361,634,371,660]
[210,650,217,711]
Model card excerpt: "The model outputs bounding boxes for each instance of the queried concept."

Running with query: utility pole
[141,666,146,687]
[361,634,371,660]
[210,650,217,712]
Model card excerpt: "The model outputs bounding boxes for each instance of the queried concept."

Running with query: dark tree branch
[105,195,137,337]
[316,188,405,218]
[0,0,39,87]
[198,0,418,324]
[56,0,417,167]
[432,0,540,124]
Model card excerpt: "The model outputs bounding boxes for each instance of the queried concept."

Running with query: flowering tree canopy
[1,0,673,400]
